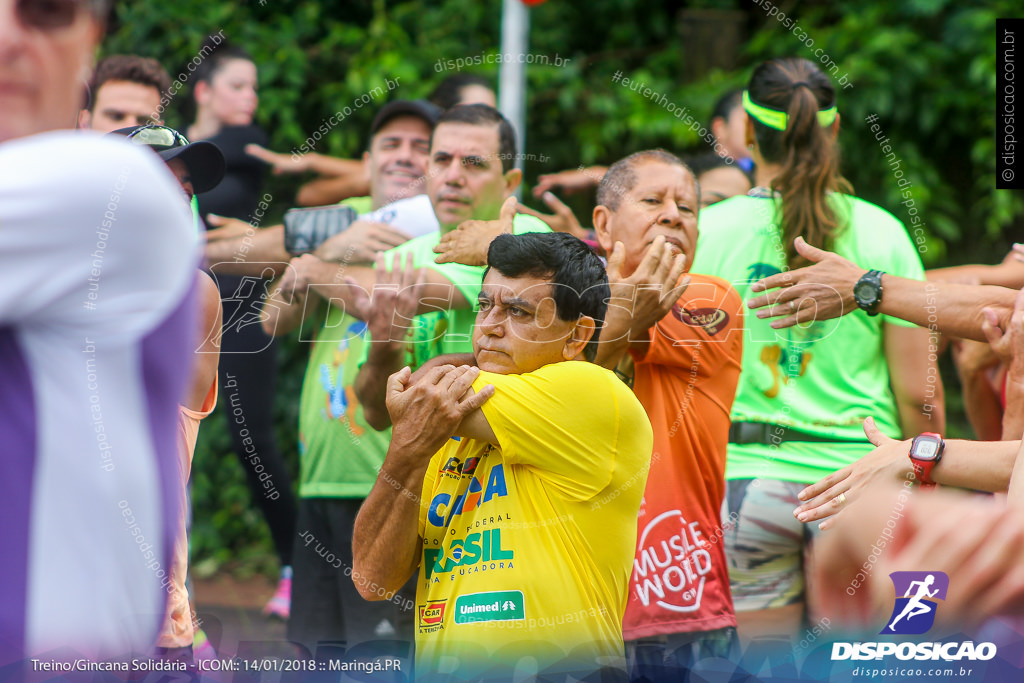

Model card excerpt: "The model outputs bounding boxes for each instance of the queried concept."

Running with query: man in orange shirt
[593,150,744,679]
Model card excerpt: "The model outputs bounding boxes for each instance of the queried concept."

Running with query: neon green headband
[743,90,837,131]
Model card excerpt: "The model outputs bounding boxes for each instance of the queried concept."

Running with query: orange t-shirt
[622,273,744,639]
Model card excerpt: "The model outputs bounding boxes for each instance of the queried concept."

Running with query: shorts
[288,498,416,661]
[721,478,821,611]
[626,627,739,682]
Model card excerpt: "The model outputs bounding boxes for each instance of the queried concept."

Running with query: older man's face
[595,160,699,278]
[472,269,584,375]
[0,0,103,143]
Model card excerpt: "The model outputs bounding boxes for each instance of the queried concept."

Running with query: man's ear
[564,316,597,361]
[77,109,92,130]
[744,117,756,148]
[503,167,522,195]
[362,150,372,184]
[592,205,613,254]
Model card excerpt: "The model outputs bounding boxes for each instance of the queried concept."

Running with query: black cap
[109,126,226,194]
[369,99,442,137]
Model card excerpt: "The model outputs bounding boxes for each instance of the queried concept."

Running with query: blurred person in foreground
[110,124,225,664]
[0,0,197,665]
[185,34,299,619]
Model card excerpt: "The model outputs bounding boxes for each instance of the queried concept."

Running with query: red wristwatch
[909,432,945,486]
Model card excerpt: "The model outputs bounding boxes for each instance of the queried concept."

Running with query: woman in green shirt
[691,57,943,643]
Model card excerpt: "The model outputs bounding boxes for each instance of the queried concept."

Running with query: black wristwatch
[853,269,884,316]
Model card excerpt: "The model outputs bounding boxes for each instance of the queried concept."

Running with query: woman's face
[202,58,258,126]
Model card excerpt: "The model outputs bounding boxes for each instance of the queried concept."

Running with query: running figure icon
[888,574,939,631]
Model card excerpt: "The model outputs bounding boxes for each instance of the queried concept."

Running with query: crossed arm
[351,364,495,599]
[260,251,468,338]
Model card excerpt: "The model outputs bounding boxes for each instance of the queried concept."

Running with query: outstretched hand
[516,192,588,240]
[793,417,914,530]
[532,167,603,197]
[245,144,312,175]
[434,196,517,266]
[746,237,862,329]
[347,251,425,341]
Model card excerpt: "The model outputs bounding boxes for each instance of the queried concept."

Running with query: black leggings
[216,276,296,567]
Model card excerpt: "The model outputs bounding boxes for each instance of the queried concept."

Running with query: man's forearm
[261,277,315,337]
[1002,367,1024,441]
[927,260,1024,289]
[355,346,406,430]
[205,224,290,277]
[297,175,370,207]
[880,276,1015,342]
[352,445,430,599]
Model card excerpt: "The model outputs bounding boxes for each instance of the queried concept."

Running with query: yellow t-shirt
[413,361,654,681]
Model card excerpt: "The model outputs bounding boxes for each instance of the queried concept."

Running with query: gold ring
[837,492,848,506]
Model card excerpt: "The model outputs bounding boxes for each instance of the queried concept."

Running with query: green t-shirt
[297,303,392,498]
[358,213,551,370]
[294,195,389,498]
[691,194,925,484]
[341,195,373,214]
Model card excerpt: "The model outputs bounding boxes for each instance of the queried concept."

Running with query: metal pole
[498,0,529,184]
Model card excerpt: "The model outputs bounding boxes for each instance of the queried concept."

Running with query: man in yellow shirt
[353,232,654,681]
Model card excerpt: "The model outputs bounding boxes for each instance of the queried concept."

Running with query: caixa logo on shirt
[428,464,508,529]
[632,510,713,612]
[831,571,997,662]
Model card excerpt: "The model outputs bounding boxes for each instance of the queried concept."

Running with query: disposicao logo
[882,571,948,635]
[831,571,997,663]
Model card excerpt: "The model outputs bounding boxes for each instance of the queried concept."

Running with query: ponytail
[746,58,852,269]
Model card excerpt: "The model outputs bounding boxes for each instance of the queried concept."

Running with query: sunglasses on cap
[125,125,191,151]
[14,0,97,30]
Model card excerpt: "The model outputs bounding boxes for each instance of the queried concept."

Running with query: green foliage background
[101,0,1023,573]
